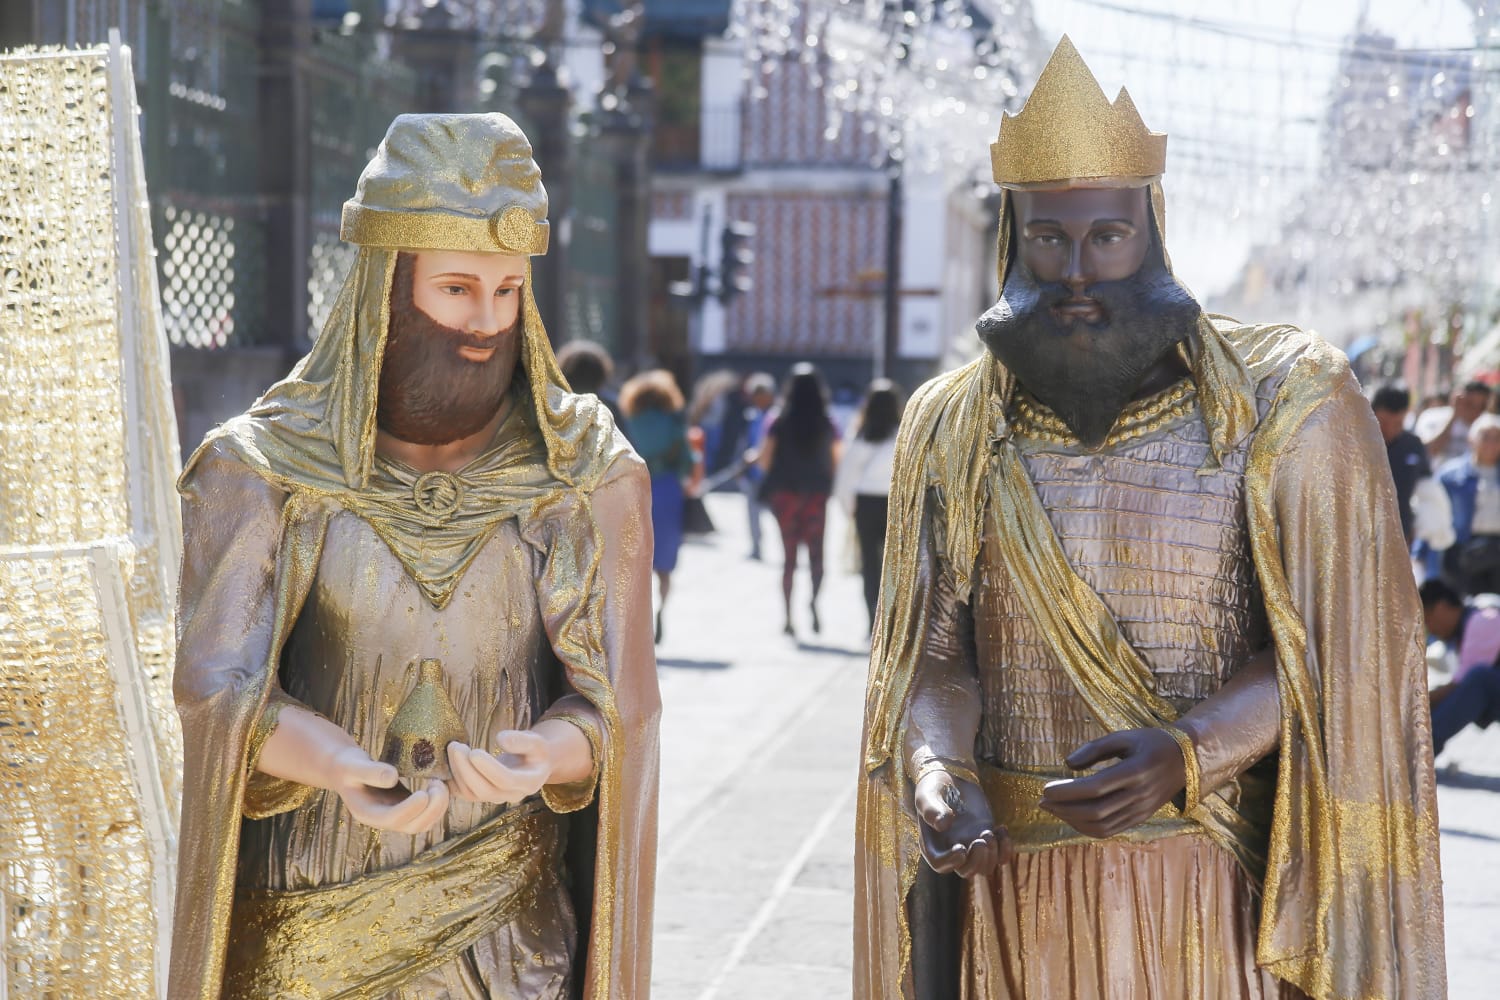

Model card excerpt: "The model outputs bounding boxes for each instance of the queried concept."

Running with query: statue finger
[496,729,548,759]
[473,747,547,792]
[1090,796,1162,838]
[1040,764,1133,805]
[379,785,437,832]
[1042,786,1135,830]
[956,833,998,879]
[914,776,957,833]
[411,778,449,830]
[346,755,400,790]
[1064,731,1137,771]
[922,829,970,874]
[448,744,494,801]
[450,746,504,803]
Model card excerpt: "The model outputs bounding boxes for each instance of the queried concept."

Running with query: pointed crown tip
[990,36,1167,187]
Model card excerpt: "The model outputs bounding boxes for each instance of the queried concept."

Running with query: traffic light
[718,220,756,304]
[668,263,710,304]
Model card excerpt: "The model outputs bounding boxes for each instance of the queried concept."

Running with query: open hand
[329,745,449,834]
[913,770,1012,878]
[1038,728,1186,839]
[447,730,554,805]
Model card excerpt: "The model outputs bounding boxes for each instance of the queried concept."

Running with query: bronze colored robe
[170,247,659,999]
[855,318,1445,999]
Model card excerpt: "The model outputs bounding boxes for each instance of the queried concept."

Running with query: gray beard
[975,249,1202,448]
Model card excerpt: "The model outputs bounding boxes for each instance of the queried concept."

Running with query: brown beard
[377,253,521,446]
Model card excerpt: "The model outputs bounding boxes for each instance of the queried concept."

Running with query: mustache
[410,323,507,351]
[978,265,1197,338]
[976,253,1202,448]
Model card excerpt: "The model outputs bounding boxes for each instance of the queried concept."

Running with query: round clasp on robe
[413,470,464,519]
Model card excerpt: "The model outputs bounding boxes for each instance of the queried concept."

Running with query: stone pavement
[654,493,865,1000]
[653,493,1500,998]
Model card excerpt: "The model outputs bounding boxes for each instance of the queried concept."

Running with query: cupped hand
[329,745,449,834]
[1038,728,1186,839]
[913,770,1012,879]
[447,730,553,805]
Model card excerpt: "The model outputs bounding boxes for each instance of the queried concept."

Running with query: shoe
[810,604,821,634]
[783,620,795,637]
[655,610,663,645]
[748,549,762,561]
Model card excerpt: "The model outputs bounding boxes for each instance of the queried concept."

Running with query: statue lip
[1052,297,1105,325]
[457,342,497,363]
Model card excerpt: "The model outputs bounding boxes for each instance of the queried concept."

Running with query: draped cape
[853,185,1445,999]
[170,247,659,1000]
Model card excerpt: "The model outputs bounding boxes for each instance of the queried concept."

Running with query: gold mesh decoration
[0,39,182,999]
[0,552,162,997]
[0,54,128,547]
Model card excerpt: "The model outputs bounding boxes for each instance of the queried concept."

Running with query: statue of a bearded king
[169,113,659,999]
[855,37,1444,1000]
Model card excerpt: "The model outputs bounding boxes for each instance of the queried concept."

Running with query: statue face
[376,250,528,446]
[975,184,1201,449]
[409,250,527,361]
[1012,186,1151,323]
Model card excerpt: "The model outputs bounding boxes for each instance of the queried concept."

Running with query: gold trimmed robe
[854,321,1445,999]
[170,245,660,999]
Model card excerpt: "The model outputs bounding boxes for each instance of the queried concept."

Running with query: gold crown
[990,36,1166,188]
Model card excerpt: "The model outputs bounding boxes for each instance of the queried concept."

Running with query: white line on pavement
[658,661,853,869]
[694,777,859,1000]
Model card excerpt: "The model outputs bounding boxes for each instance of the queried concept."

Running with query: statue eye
[1032,233,1064,247]
[1093,231,1126,246]
[440,284,468,295]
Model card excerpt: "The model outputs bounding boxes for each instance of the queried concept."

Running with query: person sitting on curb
[1419,577,1500,756]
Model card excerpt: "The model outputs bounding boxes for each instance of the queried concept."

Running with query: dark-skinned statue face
[975,184,1202,448]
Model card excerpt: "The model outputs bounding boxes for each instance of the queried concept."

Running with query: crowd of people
[556,351,906,644]
[1377,380,1500,756]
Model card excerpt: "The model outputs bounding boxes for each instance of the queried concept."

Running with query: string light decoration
[727,0,1043,174]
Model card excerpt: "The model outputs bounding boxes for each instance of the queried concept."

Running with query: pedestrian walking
[754,363,839,637]
[557,338,631,443]
[741,373,777,560]
[832,378,903,630]
[621,369,695,644]
[1435,413,1500,593]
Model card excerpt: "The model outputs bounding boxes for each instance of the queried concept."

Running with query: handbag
[683,493,716,535]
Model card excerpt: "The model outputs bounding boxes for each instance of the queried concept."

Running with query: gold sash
[222,800,561,999]
[978,764,1196,853]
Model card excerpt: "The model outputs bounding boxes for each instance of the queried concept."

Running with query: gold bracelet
[912,757,982,788]
[1161,725,1201,815]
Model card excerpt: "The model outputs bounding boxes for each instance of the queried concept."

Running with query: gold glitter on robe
[855,190,1445,998]
[169,114,659,1000]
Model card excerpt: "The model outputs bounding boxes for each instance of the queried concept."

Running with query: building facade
[637,0,1009,396]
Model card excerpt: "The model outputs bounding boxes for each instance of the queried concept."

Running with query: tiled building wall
[723,191,886,357]
[741,57,882,169]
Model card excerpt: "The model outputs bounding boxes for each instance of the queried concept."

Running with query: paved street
[654,493,1500,998]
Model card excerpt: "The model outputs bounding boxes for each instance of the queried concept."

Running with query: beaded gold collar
[1010,377,1197,448]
